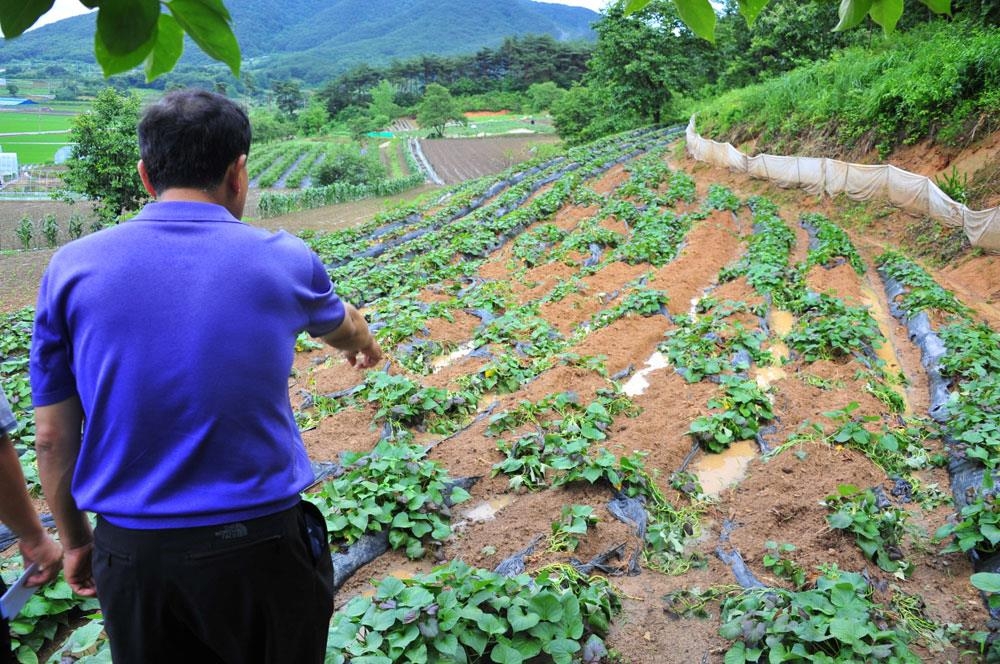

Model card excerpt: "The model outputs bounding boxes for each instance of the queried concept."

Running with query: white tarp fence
[685,116,1000,252]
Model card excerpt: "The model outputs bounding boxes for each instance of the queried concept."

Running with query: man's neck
[156,188,223,205]
[154,188,241,218]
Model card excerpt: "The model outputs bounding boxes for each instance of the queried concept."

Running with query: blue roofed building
[0,97,38,107]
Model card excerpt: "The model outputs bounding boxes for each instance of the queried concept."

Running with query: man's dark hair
[138,89,251,194]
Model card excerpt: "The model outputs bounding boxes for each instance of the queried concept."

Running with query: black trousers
[92,500,334,664]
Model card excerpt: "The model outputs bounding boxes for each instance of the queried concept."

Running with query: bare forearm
[322,303,375,352]
[321,303,383,369]
[35,400,92,549]
[0,435,47,544]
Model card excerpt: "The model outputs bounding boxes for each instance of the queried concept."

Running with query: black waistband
[95,503,301,554]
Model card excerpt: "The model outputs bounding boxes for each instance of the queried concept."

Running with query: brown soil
[464,110,512,118]
[4,131,1000,663]
[418,135,563,185]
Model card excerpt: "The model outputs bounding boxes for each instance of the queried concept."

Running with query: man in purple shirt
[31,89,381,663]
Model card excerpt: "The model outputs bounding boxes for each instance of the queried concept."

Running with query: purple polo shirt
[30,201,345,529]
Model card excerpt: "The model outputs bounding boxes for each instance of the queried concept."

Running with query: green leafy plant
[1,563,102,662]
[935,166,969,205]
[938,322,1000,382]
[669,470,706,502]
[0,0,240,79]
[862,370,906,414]
[876,251,974,318]
[945,377,1000,469]
[513,223,568,267]
[661,300,769,383]
[326,561,621,664]
[458,354,547,395]
[934,321,1000,468]
[549,505,598,553]
[67,213,85,241]
[41,213,59,248]
[295,393,347,432]
[16,215,33,250]
[688,377,774,453]
[720,199,799,306]
[762,541,806,590]
[824,484,911,576]
[966,573,1000,661]
[475,308,564,358]
[45,617,110,663]
[360,372,477,435]
[490,391,634,491]
[662,585,742,620]
[719,567,919,662]
[294,331,325,352]
[306,438,470,559]
[802,213,865,274]
[703,184,742,212]
[800,373,845,390]
[588,286,669,331]
[935,476,1000,556]
[784,293,883,362]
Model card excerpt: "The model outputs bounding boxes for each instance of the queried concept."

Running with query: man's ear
[229,155,248,193]
[137,160,157,198]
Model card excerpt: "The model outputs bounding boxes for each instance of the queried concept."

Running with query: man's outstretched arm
[321,303,383,369]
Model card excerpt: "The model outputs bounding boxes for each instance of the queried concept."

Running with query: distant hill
[0,0,599,83]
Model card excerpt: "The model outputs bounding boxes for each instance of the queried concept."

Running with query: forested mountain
[0,0,598,84]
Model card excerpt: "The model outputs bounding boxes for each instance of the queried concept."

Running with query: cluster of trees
[59,88,147,223]
[317,35,590,117]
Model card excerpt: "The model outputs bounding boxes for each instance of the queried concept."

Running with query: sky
[30,0,610,31]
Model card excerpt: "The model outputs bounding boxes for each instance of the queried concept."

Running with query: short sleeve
[300,250,345,337]
[0,388,16,435]
[29,267,79,407]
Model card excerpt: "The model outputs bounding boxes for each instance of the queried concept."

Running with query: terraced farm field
[3,127,1000,662]
[419,134,563,185]
[284,128,999,662]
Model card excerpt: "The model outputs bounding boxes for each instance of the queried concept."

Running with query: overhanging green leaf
[834,0,873,31]
[674,0,716,43]
[623,0,649,15]
[736,0,770,25]
[167,0,241,76]
[869,0,903,34]
[144,13,183,82]
[0,0,53,38]
[919,0,951,13]
[96,0,159,55]
[95,24,154,77]
[193,0,231,20]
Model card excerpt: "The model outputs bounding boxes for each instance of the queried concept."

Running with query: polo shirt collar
[132,201,241,224]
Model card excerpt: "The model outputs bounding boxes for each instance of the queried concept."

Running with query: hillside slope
[0,0,598,82]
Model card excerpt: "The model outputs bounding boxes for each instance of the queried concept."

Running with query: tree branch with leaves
[621,0,952,41]
[0,0,240,80]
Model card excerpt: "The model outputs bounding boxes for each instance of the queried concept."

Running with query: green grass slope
[693,21,1000,163]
